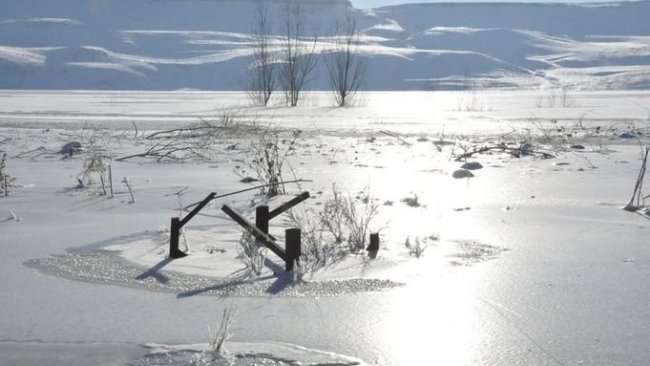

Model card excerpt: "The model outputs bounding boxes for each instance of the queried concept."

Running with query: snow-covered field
[1,90,650,365]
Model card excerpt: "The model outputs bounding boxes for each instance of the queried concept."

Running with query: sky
[350,0,632,9]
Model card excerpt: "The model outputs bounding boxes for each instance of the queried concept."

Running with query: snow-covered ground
[1,90,650,365]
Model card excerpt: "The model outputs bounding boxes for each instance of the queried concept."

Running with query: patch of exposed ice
[448,241,508,267]
[24,251,402,298]
[131,341,365,366]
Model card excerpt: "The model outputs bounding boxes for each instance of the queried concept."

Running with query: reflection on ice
[375,270,481,366]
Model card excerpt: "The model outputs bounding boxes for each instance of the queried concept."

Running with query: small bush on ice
[193,306,237,365]
[319,185,347,243]
[237,231,265,276]
[0,153,16,195]
[287,208,329,272]
[249,130,300,197]
[289,185,380,271]
[317,185,379,252]
[343,188,379,251]
[405,234,439,258]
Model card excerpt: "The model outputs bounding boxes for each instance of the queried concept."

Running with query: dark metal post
[367,233,379,252]
[285,228,301,272]
[168,192,216,259]
[222,204,286,261]
[169,217,187,258]
[256,206,269,234]
[256,205,269,249]
[268,192,310,219]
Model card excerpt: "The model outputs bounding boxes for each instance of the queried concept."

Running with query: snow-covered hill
[1,0,649,90]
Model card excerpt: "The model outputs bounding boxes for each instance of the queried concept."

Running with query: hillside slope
[1,0,649,90]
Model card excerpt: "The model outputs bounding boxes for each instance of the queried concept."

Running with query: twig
[100,175,107,196]
[146,125,214,140]
[131,121,139,138]
[380,130,412,146]
[624,146,649,211]
[115,141,170,161]
[7,209,19,221]
[182,179,312,210]
[454,146,555,161]
[122,177,136,204]
[13,147,49,159]
[108,164,114,198]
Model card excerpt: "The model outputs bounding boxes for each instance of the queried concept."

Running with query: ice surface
[25,251,402,298]
[2,91,650,366]
[133,341,365,366]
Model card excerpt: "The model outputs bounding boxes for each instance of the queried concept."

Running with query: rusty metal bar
[268,192,310,219]
[221,204,287,261]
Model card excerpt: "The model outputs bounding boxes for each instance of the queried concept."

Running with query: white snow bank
[0,45,46,65]
[363,18,405,33]
[0,17,82,26]
[424,26,490,36]
[525,30,650,65]
[67,62,146,77]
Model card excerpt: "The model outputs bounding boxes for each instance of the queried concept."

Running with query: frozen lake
[1,90,649,365]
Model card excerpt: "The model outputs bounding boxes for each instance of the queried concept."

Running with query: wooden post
[268,192,310,219]
[108,164,114,198]
[169,217,187,258]
[123,177,135,203]
[256,205,269,250]
[367,233,379,252]
[168,192,216,259]
[256,206,269,235]
[100,174,107,196]
[222,204,286,260]
[285,228,301,272]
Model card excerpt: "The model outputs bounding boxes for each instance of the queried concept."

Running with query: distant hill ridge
[1,0,649,90]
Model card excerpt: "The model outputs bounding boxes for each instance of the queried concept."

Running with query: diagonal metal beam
[180,192,216,227]
[221,204,287,261]
[268,192,310,220]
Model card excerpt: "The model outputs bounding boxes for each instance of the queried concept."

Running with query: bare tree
[247,3,276,106]
[280,3,319,107]
[325,14,365,107]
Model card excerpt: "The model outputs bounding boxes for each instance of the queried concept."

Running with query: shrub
[237,231,265,276]
[250,130,300,197]
[342,188,379,251]
[192,306,237,365]
[0,153,15,196]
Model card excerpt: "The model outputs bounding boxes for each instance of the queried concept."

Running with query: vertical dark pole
[108,164,114,198]
[367,233,379,252]
[3,176,7,197]
[256,206,269,247]
[169,217,186,258]
[285,228,301,272]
